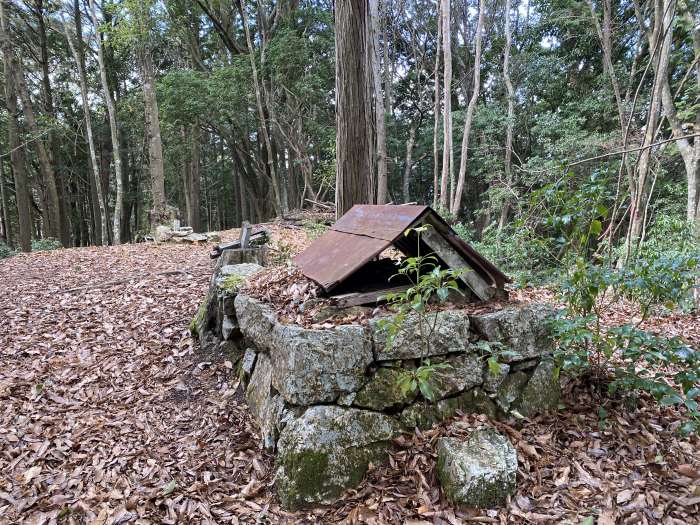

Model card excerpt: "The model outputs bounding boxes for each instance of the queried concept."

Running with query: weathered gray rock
[270,323,373,405]
[495,371,529,413]
[354,367,417,411]
[246,353,274,426]
[512,360,560,417]
[275,406,401,509]
[469,304,554,362]
[236,295,373,405]
[240,348,257,386]
[483,362,511,393]
[428,354,483,400]
[184,232,208,243]
[235,295,278,351]
[399,401,441,430]
[221,315,237,340]
[437,429,517,508]
[437,388,498,420]
[245,353,300,450]
[372,310,470,360]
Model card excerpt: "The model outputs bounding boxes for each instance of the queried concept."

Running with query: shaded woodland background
[0,0,698,273]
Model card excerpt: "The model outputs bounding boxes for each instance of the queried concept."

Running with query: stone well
[192,263,560,510]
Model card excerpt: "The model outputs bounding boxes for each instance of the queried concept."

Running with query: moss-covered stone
[354,367,417,411]
[427,354,483,400]
[399,401,441,430]
[512,359,560,417]
[494,371,529,413]
[437,430,517,508]
[437,388,498,420]
[275,406,401,509]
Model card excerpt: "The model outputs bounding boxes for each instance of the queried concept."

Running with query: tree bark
[369,0,388,203]
[432,8,442,208]
[0,155,10,245]
[36,0,71,246]
[13,57,62,241]
[63,8,109,246]
[239,0,285,216]
[334,0,373,218]
[451,0,485,216]
[402,124,417,202]
[439,0,452,211]
[89,0,124,244]
[141,49,167,228]
[498,0,515,231]
[627,0,674,258]
[1,0,31,251]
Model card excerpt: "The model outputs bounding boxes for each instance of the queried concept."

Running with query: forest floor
[1,221,699,525]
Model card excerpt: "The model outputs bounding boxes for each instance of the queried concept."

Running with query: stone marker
[437,429,517,508]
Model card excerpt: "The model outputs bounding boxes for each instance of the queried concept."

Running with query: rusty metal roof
[293,204,510,294]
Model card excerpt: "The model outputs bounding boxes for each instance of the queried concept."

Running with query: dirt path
[0,241,280,524]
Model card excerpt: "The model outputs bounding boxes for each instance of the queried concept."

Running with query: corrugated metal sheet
[293,204,510,294]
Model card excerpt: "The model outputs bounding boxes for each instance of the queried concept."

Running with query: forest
[1,0,700,523]
[0,0,696,260]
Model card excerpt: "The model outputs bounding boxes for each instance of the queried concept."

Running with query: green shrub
[31,238,63,252]
[552,255,700,434]
[0,242,17,260]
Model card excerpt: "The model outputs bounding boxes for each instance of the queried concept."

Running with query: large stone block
[245,353,301,450]
[270,323,373,405]
[235,295,278,351]
[372,310,471,360]
[429,353,483,400]
[469,304,555,362]
[353,367,417,411]
[437,429,517,508]
[275,406,401,509]
[512,359,560,417]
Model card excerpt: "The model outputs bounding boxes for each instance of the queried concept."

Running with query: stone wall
[192,263,560,510]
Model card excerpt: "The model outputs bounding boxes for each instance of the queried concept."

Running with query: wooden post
[420,225,495,301]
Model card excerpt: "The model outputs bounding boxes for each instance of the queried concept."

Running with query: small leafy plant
[378,225,466,402]
[553,254,700,434]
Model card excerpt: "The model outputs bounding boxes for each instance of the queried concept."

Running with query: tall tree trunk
[452,0,485,216]
[63,8,109,246]
[239,0,285,216]
[627,0,674,258]
[141,49,167,228]
[36,0,71,246]
[89,0,123,244]
[439,0,452,211]
[369,0,388,203]
[498,0,515,231]
[432,8,442,208]
[1,1,31,251]
[334,0,373,218]
[403,124,417,203]
[13,58,62,240]
[0,156,10,245]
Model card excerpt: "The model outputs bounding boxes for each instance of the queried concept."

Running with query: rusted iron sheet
[294,204,510,293]
[293,229,389,291]
[332,204,429,241]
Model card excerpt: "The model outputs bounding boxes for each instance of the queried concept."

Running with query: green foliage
[553,255,700,434]
[378,225,466,401]
[396,360,452,402]
[31,238,63,252]
[0,242,17,260]
[300,220,329,240]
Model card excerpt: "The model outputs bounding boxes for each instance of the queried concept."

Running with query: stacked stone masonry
[193,263,560,509]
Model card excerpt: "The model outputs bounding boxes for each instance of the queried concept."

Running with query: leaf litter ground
[1,225,699,524]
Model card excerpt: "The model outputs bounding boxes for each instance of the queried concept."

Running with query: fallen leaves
[1,224,699,524]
